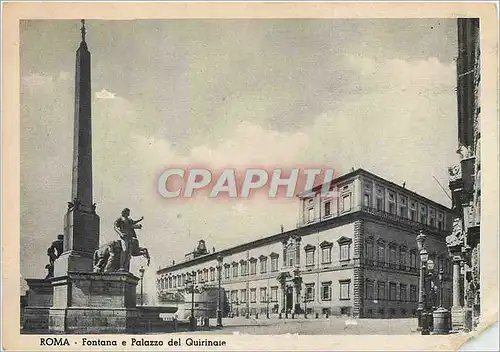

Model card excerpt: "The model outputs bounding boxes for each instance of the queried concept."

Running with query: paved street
[177,317,420,335]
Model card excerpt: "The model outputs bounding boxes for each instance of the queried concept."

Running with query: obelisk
[54,19,100,277]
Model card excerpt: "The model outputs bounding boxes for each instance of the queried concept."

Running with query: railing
[363,258,418,273]
[297,205,447,234]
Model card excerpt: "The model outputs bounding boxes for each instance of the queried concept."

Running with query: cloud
[21,73,54,94]
[95,88,117,100]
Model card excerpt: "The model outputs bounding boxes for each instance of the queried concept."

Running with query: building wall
[361,220,453,318]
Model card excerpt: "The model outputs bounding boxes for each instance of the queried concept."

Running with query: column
[452,256,462,307]
[291,286,297,313]
[295,284,301,314]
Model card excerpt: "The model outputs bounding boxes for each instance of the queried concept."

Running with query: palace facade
[157,169,454,318]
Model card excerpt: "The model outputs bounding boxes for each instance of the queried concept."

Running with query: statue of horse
[130,237,151,266]
[93,238,150,273]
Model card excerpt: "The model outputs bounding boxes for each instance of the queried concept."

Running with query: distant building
[157,169,454,318]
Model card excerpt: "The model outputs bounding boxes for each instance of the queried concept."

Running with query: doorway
[286,287,293,312]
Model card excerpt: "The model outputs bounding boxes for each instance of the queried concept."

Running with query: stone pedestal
[49,271,139,333]
[451,306,465,331]
[54,208,100,277]
[23,279,54,331]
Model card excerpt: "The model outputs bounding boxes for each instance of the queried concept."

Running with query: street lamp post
[416,231,427,331]
[216,255,223,327]
[438,268,444,308]
[303,294,308,319]
[266,294,270,319]
[420,248,430,335]
[139,266,145,306]
[187,271,196,331]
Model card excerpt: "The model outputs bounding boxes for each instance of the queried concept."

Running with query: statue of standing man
[45,234,64,278]
[114,208,144,272]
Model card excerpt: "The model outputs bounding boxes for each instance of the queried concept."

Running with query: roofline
[297,168,451,212]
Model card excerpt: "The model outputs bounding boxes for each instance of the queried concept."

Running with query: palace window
[240,289,247,303]
[366,279,375,300]
[339,280,351,300]
[270,253,279,272]
[365,239,374,262]
[178,276,182,286]
[203,269,208,282]
[376,187,384,211]
[410,285,417,302]
[304,244,316,266]
[377,241,386,265]
[388,192,396,214]
[286,244,296,267]
[271,286,278,302]
[321,282,332,301]
[320,241,333,264]
[260,288,267,302]
[250,288,256,303]
[338,237,352,261]
[224,265,230,279]
[232,263,239,277]
[324,201,331,217]
[399,196,408,218]
[342,194,351,213]
[231,290,238,302]
[306,198,315,222]
[438,212,444,230]
[410,200,417,221]
[377,282,386,300]
[210,268,215,281]
[250,259,257,275]
[389,282,397,301]
[429,208,436,227]
[364,193,371,208]
[420,204,427,224]
[240,261,248,276]
[259,256,267,274]
[389,244,397,267]
[376,198,383,211]
[305,283,315,301]
[410,250,417,269]
[400,247,407,268]
[400,284,407,301]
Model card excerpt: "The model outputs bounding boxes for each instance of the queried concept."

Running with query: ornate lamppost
[426,258,436,330]
[420,248,430,335]
[416,231,427,331]
[216,255,223,327]
[186,271,196,331]
[266,293,271,319]
[303,294,308,319]
[139,266,145,306]
[438,268,444,308]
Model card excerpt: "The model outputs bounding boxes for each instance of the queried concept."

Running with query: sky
[20,19,459,296]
